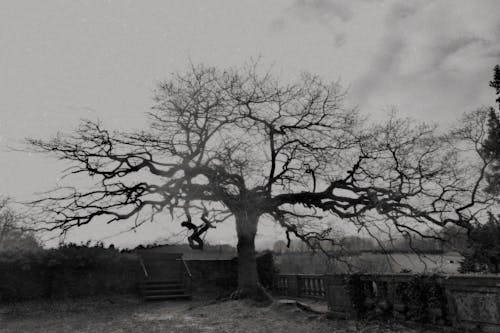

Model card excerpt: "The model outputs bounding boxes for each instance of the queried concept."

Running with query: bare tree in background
[0,197,40,252]
[26,63,493,301]
[0,197,16,247]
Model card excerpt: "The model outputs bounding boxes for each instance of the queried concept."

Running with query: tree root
[273,299,325,314]
[230,284,273,305]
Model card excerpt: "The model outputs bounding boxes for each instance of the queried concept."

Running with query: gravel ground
[0,296,441,333]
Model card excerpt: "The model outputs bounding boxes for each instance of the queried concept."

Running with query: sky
[1,0,500,249]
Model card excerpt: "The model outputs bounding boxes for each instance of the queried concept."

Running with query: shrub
[459,213,500,274]
[257,251,279,289]
[0,243,141,302]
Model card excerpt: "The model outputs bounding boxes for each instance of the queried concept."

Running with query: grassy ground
[0,296,441,333]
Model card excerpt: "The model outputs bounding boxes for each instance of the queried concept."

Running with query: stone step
[140,284,184,290]
[144,294,192,301]
[140,280,183,286]
[141,279,183,283]
[142,288,187,296]
[140,281,184,286]
[138,279,191,301]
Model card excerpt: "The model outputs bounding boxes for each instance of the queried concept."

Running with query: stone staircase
[137,251,193,301]
[139,280,191,301]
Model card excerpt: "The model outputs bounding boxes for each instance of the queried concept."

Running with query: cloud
[268,0,355,51]
[267,0,500,121]
[334,32,346,48]
[291,0,354,23]
[269,17,286,32]
[352,0,500,115]
[353,2,421,102]
[483,48,500,60]
[430,37,490,70]
[385,1,421,25]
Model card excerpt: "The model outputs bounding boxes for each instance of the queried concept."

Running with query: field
[276,251,463,274]
[0,296,440,333]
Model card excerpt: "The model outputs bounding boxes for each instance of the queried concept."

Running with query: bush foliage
[0,243,141,302]
[0,243,278,302]
[459,213,500,274]
[345,274,448,324]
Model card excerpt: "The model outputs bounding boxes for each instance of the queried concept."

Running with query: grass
[0,296,441,333]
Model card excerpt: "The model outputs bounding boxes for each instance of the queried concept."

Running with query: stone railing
[275,273,500,333]
[275,274,326,299]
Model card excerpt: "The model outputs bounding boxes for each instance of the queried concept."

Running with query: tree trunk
[232,211,272,303]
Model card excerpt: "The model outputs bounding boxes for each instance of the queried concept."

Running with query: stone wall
[0,253,276,302]
[275,273,500,333]
[0,254,142,301]
[0,256,235,302]
[186,259,238,295]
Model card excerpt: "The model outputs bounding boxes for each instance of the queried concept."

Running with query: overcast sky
[1,0,499,248]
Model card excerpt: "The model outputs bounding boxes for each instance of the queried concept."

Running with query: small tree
[27,64,491,301]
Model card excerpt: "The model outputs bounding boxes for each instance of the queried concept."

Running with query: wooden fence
[274,273,500,333]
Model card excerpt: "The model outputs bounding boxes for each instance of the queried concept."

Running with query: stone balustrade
[274,273,500,332]
[274,274,326,299]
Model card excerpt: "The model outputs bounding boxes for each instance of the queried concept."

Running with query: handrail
[181,258,192,278]
[178,258,193,295]
[139,257,149,278]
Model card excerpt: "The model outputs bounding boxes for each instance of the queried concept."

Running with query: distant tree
[27,63,492,301]
[342,236,376,253]
[482,65,500,193]
[272,240,287,254]
[490,64,500,107]
[287,239,310,253]
[482,108,500,160]
[0,197,40,252]
[439,224,468,252]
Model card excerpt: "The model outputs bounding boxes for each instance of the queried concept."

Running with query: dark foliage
[346,274,448,324]
[0,243,141,302]
[0,242,276,302]
[459,213,500,274]
[256,251,279,289]
[482,108,500,194]
[457,65,500,273]
[482,65,500,194]
[490,64,500,107]
[345,274,367,316]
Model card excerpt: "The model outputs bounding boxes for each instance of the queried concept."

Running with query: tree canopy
[26,63,494,299]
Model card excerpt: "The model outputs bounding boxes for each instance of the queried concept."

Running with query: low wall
[186,259,238,294]
[275,274,326,299]
[274,273,500,332]
[0,254,142,301]
[0,251,276,302]
[186,253,277,295]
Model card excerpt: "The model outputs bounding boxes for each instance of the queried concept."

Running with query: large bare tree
[27,64,492,301]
